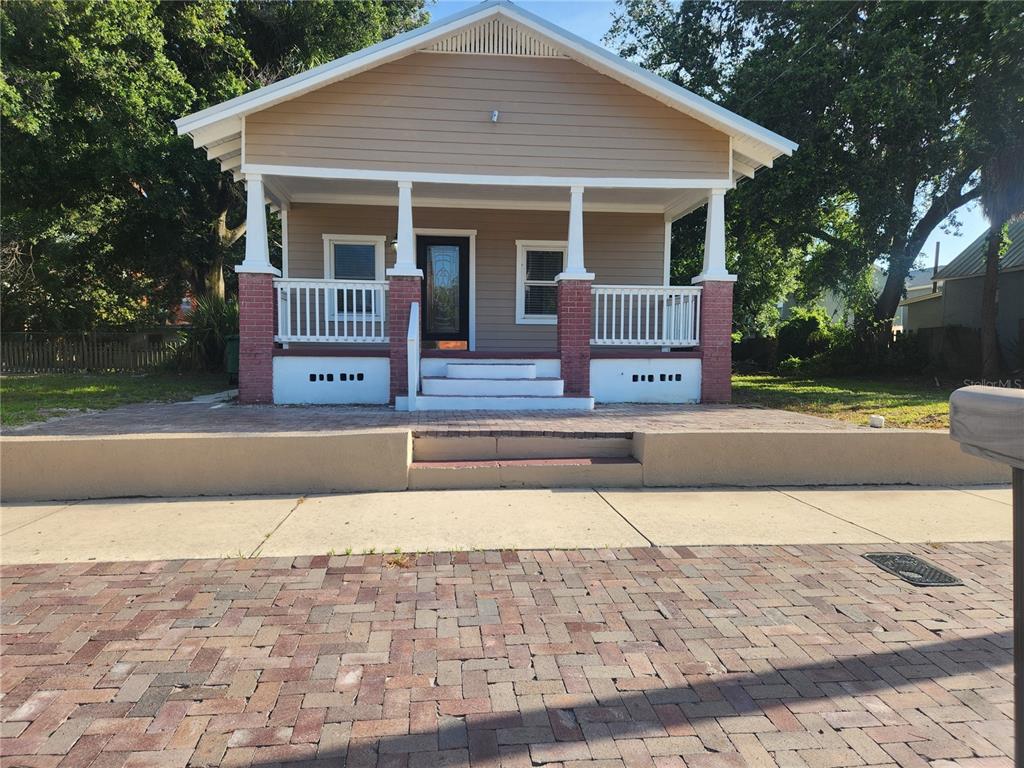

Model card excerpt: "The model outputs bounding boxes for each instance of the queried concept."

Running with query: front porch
[237,174,736,410]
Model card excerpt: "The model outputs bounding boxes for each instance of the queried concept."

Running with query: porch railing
[591,285,702,347]
[274,279,389,343]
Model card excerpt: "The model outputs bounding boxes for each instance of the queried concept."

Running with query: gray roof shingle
[935,219,1024,281]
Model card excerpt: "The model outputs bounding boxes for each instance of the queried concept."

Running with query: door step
[421,376,564,397]
[411,394,594,411]
[446,362,537,380]
[409,457,643,489]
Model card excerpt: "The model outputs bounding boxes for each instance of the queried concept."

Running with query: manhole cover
[863,553,963,587]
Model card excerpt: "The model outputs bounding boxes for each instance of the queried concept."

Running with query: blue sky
[429,0,989,267]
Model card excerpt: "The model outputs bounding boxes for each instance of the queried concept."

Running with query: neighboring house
[902,219,1024,365]
[175,1,796,409]
[894,267,942,333]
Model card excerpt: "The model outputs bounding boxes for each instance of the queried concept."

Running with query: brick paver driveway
[0,543,1011,767]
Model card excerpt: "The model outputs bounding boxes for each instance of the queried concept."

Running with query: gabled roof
[935,219,1024,281]
[175,0,796,180]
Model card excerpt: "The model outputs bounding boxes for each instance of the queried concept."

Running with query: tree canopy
[610,0,1024,336]
[1,0,427,331]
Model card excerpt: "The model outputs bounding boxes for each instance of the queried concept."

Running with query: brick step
[408,457,643,489]
[413,434,634,461]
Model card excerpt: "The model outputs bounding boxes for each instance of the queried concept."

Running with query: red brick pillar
[698,280,734,403]
[556,278,593,396]
[237,272,275,404]
[388,276,421,403]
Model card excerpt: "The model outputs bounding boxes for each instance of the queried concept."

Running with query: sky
[428,0,989,267]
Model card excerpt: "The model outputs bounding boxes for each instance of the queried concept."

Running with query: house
[175,1,796,410]
[894,267,942,333]
[902,220,1024,366]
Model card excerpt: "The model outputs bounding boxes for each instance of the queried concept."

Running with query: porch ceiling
[267,175,710,217]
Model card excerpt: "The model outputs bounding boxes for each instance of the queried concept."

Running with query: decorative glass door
[416,236,470,343]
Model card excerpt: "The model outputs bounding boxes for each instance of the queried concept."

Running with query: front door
[416,235,470,345]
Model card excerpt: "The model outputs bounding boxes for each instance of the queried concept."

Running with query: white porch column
[387,181,423,277]
[692,188,735,284]
[558,185,594,281]
[237,174,279,275]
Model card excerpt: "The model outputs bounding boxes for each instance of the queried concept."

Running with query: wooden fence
[1,331,184,374]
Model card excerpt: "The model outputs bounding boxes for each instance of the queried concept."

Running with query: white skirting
[273,356,389,404]
[590,358,700,403]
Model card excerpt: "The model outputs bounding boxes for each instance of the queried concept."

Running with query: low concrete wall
[634,431,1011,487]
[1,432,411,501]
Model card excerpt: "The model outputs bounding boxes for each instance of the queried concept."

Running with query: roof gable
[177,1,796,178]
[935,219,1024,281]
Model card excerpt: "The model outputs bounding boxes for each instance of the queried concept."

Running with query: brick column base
[556,278,593,396]
[697,280,734,403]
[388,276,422,403]
[237,272,276,404]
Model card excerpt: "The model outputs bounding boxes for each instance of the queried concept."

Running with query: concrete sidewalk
[0,484,1011,564]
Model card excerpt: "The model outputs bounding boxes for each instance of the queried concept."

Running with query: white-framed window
[515,240,566,325]
[322,234,386,318]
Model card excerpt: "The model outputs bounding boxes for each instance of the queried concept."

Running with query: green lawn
[0,372,228,427]
[732,373,955,429]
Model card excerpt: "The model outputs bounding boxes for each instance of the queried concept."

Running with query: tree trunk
[204,254,226,301]
[980,222,1003,379]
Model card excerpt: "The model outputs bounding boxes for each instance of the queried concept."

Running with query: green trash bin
[225,334,239,385]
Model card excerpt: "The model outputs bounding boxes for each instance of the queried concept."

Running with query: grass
[0,371,228,427]
[732,373,956,429]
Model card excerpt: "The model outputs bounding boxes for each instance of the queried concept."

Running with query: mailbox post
[949,386,1024,764]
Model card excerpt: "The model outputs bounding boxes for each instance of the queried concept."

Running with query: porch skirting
[268,351,704,407]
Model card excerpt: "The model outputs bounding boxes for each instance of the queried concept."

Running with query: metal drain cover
[863,553,963,587]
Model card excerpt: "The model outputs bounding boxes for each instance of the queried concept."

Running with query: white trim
[515,240,567,325]
[663,220,672,287]
[174,2,796,159]
[242,163,735,190]
[323,234,387,281]
[288,192,666,214]
[415,229,478,351]
[281,206,290,278]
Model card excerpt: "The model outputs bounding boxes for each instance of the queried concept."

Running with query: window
[515,241,566,324]
[322,234,386,317]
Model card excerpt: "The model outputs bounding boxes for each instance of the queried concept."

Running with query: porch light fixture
[388,235,399,249]
[491,110,500,123]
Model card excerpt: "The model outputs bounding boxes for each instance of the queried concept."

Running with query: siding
[941,271,1024,360]
[287,203,665,352]
[246,52,730,179]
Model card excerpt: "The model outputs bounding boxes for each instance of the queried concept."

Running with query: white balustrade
[591,285,701,347]
[274,279,389,343]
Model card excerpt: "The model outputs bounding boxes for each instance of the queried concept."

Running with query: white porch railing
[406,302,420,412]
[591,285,702,347]
[275,279,389,343]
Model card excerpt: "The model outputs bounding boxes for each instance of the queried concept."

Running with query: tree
[1,0,427,331]
[969,3,1024,378]
[609,1,1020,333]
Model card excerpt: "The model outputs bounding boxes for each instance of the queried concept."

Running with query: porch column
[387,181,422,403]
[692,188,736,404]
[236,173,280,405]
[556,185,594,396]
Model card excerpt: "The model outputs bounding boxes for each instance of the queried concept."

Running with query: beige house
[176,1,796,410]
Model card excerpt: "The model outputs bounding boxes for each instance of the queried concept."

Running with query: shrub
[776,306,835,361]
[177,295,239,372]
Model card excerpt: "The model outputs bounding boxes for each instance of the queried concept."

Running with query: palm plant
[178,295,239,372]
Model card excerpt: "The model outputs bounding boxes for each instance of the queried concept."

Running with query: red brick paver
[0,543,1011,767]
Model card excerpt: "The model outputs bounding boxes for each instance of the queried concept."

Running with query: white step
[446,362,536,380]
[422,377,563,397]
[411,394,594,411]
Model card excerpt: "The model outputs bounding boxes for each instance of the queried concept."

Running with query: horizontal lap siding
[287,204,664,352]
[246,53,730,178]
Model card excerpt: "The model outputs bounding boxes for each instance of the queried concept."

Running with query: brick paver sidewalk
[0,543,1012,767]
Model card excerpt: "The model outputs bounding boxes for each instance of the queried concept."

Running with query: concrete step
[411,394,594,411]
[446,362,537,380]
[421,376,564,397]
[408,457,643,489]
[413,434,634,461]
